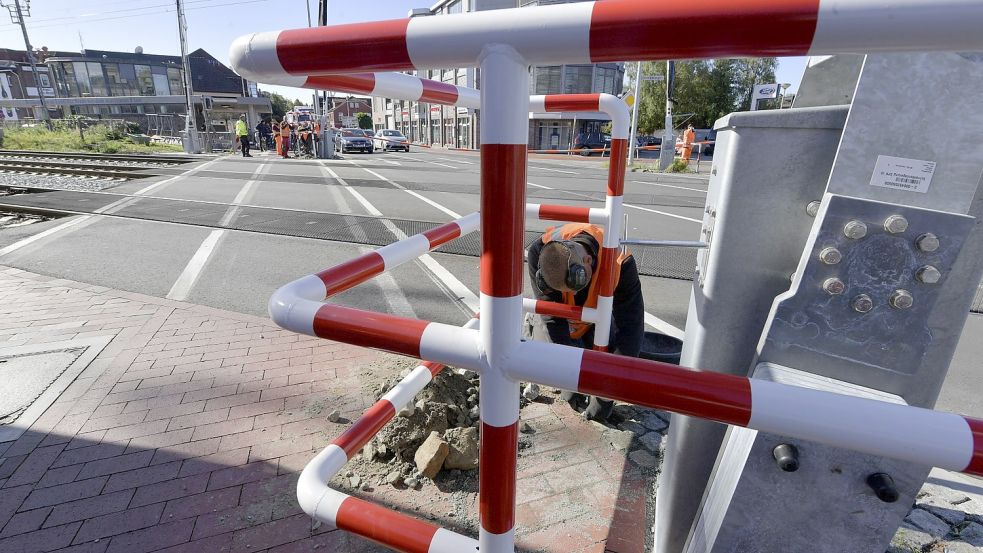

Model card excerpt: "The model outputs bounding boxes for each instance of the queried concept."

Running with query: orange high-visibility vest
[541,223,630,339]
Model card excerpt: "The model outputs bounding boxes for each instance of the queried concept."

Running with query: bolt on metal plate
[819,247,842,265]
[915,265,942,284]
[806,201,821,217]
[823,278,846,295]
[884,214,909,234]
[843,220,868,239]
[890,289,914,309]
[915,233,940,252]
[852,294,874,313]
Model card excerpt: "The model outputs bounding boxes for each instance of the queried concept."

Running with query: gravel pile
[0,172,122,191]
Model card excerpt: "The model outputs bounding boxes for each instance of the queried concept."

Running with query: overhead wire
[0,0,274,31]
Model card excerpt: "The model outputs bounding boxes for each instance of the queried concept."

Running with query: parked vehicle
[573,132,611,156]
[336,128,374,154]
[702,130,717,156]
[374,129,410,152]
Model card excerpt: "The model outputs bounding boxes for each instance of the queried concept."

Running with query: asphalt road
[1,148,979,418]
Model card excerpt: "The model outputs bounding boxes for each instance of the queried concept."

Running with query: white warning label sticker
[869,155,936,193]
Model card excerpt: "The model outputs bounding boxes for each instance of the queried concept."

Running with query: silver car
[374,129,410,152]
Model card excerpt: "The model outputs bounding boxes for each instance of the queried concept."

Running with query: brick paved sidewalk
[0,266,655,553]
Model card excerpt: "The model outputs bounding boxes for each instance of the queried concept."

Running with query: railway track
[0,160,160,180]
[0,149,194,165]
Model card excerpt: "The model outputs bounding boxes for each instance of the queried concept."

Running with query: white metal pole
[175,0,200,153]
[627,61,642,166]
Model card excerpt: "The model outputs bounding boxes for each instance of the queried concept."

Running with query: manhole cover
[0,347,86,425]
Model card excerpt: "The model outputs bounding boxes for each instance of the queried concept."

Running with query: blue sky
[0,0,807,101]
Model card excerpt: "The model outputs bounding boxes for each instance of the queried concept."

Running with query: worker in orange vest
[526,223,644,422]
[681,124,696,165]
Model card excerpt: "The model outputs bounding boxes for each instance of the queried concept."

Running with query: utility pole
[2,0,51,128]
[659,60,676,170]
[175,0,200,153]
[627,61,642,166]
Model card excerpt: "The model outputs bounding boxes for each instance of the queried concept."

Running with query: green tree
[732,58,779,111]
[260,91,293,119]
[626,57,777,132]
[355,112,372,130]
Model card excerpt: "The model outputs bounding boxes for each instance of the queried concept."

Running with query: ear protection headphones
[535,241,590,293]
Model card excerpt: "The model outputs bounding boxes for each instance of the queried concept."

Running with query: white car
[374,129,410,152]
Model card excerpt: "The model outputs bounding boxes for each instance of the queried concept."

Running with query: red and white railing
[241,1,983,551]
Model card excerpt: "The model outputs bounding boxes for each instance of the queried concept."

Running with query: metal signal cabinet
[670,52,983,553]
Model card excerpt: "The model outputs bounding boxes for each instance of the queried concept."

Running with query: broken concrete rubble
[415,431,449,478]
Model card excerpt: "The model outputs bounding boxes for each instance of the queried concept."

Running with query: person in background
[681,124,696,165]
[525,223,644,422]
[0,109,5,148]
[255,118,272,152]
[278,119,291,159]
[235,115,252,157]
[273,121,282,156]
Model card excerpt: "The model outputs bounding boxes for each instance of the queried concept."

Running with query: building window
[594,66,620,96]
[72,62,92,96]
[533,66,561,95]
[563,65,593,94]
[167,68,183,96]
[86,62,107,96]
[447,0,462,14]
[135,65,155,95]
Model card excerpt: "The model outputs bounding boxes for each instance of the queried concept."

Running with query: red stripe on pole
[277,19,413,74]
[312,306,428,358]
[333,400,396,458]
[594,345,609,353]
[480,144,527,297]
[967,417,983,476]
[420,80,460,105]
[534,300,584,320]
[423,360,445,377]
[423,221,462,249]
[479,421,518,534]
[538,204,592,223]
[579,350,753,426]
[589,0,820,62]
[316,252,385,297]
[336,496,439,553]
[543,93,600,112]
[597,247,620,297]
[607,139,628,196]
[305,74,377,95]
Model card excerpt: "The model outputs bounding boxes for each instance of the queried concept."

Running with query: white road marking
[529,165,578,175]
[631,180,707,193]
[382,159,401,166]
[320,161,479,315]
[437,157,473,165]
[166,228,225,301]
[219,164,266,227]
[645,312,684,340]
[624,203,702,224]
[528,181,553,189]
[358,166,462,219]
[398,154,456,169]
[0,216,95,257]
[325,178,416,319]
[134,157,223,196]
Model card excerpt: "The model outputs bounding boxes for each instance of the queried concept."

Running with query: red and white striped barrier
[246,2,983,551]
[247,71,480,109]
[230,0,983,80]
[297,320,480,552]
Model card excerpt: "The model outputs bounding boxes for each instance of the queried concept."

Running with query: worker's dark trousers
[524,313,616,421]
[239,136,250,157]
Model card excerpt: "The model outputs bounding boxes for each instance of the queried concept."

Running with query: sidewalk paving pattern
[0,266,653,553]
